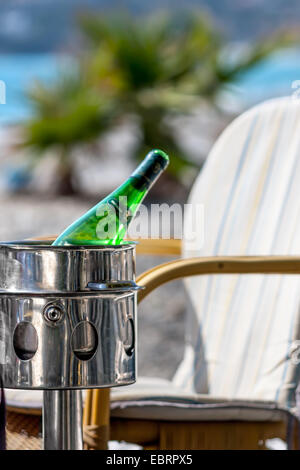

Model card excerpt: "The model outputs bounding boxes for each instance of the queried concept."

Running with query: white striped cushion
[177,97,300,409]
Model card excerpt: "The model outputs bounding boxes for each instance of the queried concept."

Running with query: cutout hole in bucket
[13,322,38,361]
[123,318,134,357]
[71,321,98,361]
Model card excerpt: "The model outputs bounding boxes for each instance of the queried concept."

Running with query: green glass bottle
[52,149,169,246]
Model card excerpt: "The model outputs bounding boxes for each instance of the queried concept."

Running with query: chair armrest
[129,238,182,256]
[137,255,300,303]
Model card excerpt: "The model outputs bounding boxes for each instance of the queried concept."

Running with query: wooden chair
[83,97,300,449]
[5,97,300,450]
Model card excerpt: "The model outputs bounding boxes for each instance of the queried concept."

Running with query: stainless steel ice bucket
[0,241,139,390]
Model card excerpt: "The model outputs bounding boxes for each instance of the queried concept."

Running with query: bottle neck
[96,149,169,219]
[130,151,169,192]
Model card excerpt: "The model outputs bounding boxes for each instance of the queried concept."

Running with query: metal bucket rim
[0,240,137,251]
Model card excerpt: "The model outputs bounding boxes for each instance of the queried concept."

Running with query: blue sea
[0,54,75,125]
[1,49,300,124]
[224,48,300,109]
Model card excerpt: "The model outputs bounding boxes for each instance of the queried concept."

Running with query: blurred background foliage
[21,10,295,195]
[23,76,115,194]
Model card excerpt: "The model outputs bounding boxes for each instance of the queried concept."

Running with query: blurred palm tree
[22,10,290,194]
[23,74,115,194]
[79,12,289,179]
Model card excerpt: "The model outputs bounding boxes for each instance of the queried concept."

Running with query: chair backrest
[176,97,300,408]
